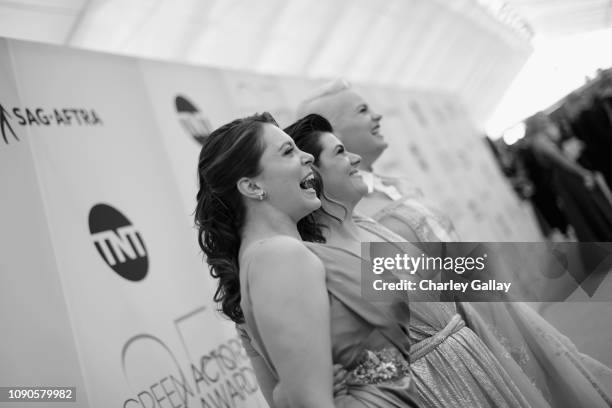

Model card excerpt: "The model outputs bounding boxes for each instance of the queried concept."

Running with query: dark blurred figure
[558,80,612,190]
[518,112,612,241]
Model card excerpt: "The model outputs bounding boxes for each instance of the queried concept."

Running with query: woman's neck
[358,150,383,172]
[318,199,360,243]
[240,206,301,249]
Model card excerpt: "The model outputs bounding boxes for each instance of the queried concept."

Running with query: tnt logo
[175,95,213,145]
[89,203,148,281]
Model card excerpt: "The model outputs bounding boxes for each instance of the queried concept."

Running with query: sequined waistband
[345,347,411,385]
[410,314,465,361]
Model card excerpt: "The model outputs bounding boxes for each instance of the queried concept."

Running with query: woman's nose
[301,151,314,165]
[373,111,382,121]
[349,152,362,167]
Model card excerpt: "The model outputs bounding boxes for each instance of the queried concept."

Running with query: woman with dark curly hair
[243,114,542,408]
[195,112,420,408]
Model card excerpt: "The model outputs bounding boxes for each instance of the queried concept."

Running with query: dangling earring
[258,191,267,201]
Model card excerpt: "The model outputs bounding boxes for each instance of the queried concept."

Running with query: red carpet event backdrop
[0,37,540,408]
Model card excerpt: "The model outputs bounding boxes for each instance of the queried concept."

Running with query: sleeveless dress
[239,239,420,408]
[237,216,612,407]
[354,174,460,243]
[355,217,550,408]
[372,197,459,243]
[355,181,612,407]
[359,216,612,408]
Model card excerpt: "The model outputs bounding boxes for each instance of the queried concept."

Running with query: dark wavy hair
[194,112,274,324]
[284,114,346,241]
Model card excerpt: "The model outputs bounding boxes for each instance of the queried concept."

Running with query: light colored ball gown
[361,192,612,408]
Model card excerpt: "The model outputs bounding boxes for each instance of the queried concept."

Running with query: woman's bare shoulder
[243,236,324,281]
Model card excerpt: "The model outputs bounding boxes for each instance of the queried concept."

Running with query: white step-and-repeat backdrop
[0,38,541,408]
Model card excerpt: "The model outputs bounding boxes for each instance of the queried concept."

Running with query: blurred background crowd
[489,69,612,242]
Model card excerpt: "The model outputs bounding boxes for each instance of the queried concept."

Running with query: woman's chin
[303,197,321,214]
[351,181,369,197]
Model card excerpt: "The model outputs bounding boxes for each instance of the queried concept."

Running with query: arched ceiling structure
[1,0,576,124]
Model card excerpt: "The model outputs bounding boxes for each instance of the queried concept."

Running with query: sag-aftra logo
[0,103,103,145]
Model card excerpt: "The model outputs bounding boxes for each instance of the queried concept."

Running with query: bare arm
[246,350,347,408]
[236,324,278,406]
[237,325,347,408]
[533,134,591,179]
[250,355,278,407]
[248,237,334,408]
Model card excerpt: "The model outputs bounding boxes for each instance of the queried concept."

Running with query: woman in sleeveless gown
[279,114,552,407]
[292,78,612,406]
[281,114,611,407]
[362,159,612,407]
[340,117,612,406]
[240,238,419,407]
[195,112,419,408]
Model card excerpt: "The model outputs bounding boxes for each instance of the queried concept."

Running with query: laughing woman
[195,113,419,408]
[233,114,538,408]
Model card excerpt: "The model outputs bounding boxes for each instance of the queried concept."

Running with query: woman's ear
[237,177,266,201]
